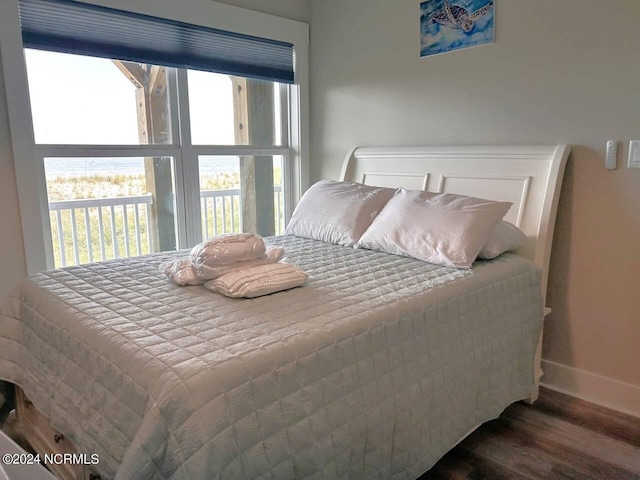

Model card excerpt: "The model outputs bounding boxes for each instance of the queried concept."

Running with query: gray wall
[214,0,308,22]
[309,0,640,389]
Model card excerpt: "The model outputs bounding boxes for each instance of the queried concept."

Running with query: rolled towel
[160,259,203,286]
[205,262,308,298]
[193,246,285,281]
[190,233,266,267]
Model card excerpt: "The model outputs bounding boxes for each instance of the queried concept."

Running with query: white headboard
[339,145,570,304]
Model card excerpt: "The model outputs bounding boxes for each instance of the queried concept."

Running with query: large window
[0,0,308,272]
[26,50,290,268]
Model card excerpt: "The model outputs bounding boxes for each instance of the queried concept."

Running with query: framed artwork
[420,0,495,57]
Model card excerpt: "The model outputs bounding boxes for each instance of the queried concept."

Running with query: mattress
[0,235,543,479]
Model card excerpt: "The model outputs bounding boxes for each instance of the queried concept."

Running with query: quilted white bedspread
[0,236,543,479]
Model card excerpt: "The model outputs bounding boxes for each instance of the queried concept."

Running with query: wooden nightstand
[14,388,101,480]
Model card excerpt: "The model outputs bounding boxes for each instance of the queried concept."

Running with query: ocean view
[43,155,283,203]
[44,156,240,177]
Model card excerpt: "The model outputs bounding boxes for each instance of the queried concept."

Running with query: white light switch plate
[629,141,640,168]
[605,141,617,170]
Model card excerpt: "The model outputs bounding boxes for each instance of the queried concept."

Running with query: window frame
[0,0,309,274]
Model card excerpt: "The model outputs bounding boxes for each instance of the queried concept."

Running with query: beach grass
[47,170,283,268]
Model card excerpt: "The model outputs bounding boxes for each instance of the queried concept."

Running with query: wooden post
[114,62,175,252]
[232,77,275,236]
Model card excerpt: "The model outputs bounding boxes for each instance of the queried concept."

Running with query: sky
[25,49,236,145]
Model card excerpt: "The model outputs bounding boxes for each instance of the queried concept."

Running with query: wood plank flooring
[3,387,639,479]
[419,387,640,480]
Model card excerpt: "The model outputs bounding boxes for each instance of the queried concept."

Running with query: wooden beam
[148,82,171,144]
[112,61,147,88]
[136,88,152,144]
[104,61,175,252]
[232,77,276,237]
[148,66,167,97]
[131,66,175,252]
[232,78,249,145]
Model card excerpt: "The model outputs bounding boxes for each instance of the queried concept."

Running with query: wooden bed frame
[14,144,570,479]
[340,144,571,401]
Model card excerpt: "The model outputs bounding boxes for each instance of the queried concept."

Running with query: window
[27,50,289,268]
[0,0,308,273]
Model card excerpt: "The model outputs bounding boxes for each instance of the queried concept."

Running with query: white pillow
[478,221,527,260]
[356,189,512,268]
[285,180,396,246]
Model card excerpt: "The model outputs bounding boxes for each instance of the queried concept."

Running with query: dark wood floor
[419,388,640,480]
[3,387,639,479]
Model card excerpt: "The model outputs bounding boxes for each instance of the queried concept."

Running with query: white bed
[340,144,570,401]
[0,144,570,480]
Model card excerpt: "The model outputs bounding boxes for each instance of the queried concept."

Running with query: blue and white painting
[420,0,494,57]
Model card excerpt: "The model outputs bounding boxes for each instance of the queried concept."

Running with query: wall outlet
[628,141,640,169]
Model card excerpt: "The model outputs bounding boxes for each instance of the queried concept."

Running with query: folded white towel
[205,262,308,298]
[190,233,266,267]
[193,246,285,281]
[160,259,203,286]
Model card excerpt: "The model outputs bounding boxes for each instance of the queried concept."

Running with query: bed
[0,144,570,479]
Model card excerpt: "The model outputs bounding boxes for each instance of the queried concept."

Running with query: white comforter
[0,236,543,479]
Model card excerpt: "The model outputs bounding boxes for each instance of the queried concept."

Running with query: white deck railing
[49,194,154,267]
[49,187,284,268]
[200,186,284,238]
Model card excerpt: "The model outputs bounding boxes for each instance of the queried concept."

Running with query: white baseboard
[540,359,640,418]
